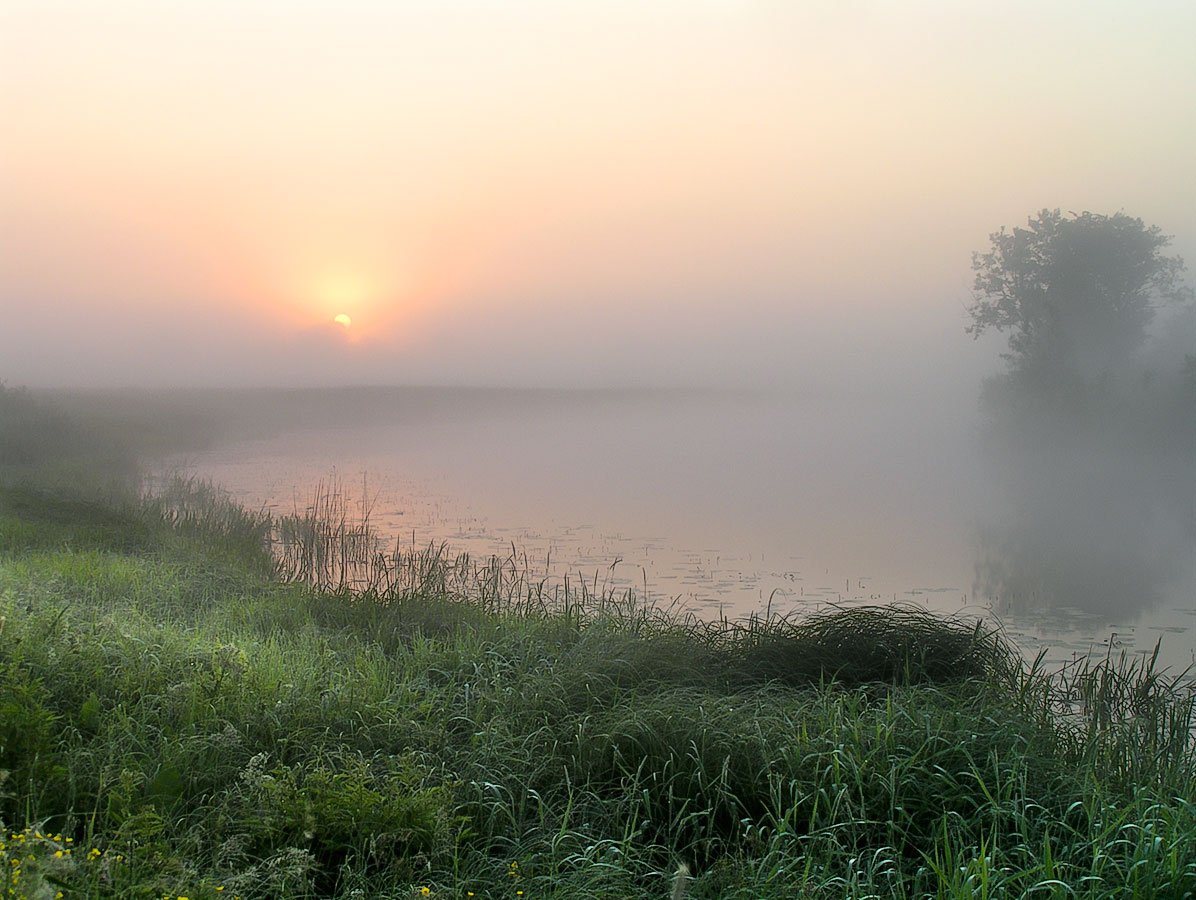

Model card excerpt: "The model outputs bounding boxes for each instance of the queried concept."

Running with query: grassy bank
[2,386,1195,898]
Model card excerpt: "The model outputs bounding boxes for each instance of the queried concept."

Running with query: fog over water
[5,2,1196,672]
[69,376,1185,674]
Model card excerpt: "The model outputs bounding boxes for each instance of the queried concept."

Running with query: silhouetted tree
[967,213,1195,616]
[968,209,1191,384]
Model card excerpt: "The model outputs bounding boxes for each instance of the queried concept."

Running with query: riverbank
[2,387,1195,898]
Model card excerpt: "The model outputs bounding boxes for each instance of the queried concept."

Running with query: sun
[333,313,352,328]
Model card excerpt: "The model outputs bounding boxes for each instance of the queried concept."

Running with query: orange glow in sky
[310,272,373,325]
[1,1,1193,387]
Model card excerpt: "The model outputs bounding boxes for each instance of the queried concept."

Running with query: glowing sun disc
[333,313,352,328]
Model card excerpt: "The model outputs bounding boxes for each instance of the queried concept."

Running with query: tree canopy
[968,209,1191,381]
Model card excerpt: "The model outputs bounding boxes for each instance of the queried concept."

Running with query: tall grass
[272,476,380,590]
[4,479,1194,897]
[2,391,1195,897]
[143,474,276,576]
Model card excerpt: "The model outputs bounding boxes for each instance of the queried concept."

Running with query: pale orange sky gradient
[2,0,1194,387]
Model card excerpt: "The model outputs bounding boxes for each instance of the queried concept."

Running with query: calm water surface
[173,389,1196,673]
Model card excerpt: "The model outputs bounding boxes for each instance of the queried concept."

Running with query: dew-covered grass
[2,388,1195,898]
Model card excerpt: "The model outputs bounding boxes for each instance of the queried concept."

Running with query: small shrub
[235,751,454,894]
[0,662,63,819]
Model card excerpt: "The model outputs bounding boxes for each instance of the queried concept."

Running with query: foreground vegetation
[2,385,1195,898]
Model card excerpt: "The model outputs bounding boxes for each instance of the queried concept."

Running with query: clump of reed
[720,603,1019,687]
[1022,640,1196,787]
[139,473,276,576]
[269,479,662,627]
[272,476,381,590]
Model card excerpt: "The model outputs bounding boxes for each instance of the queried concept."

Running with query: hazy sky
[3,0,1194,389]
